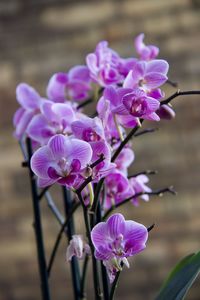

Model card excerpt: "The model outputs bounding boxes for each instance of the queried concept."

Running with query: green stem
[77,193,103,300]
[80,255,90,299]
[109,265,123,300]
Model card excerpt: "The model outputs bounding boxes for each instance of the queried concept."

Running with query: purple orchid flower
[134,33,159,60]
[13,83,42,139]
[97,86,139,130]
[71,116,105,142]
[47,65,91,103]
[86,41,122,87]
[129,175,152,206]
[27,101,76,145]
[104,172,132,210]
[91,213,148,282]
[123,59,169,92]
[31,134,92,188]
[122,88,160,121]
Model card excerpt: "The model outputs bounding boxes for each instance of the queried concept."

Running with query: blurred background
[0,0,200,299]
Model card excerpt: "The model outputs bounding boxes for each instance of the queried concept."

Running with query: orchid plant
[13,34,200,300]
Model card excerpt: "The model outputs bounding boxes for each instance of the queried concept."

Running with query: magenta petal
[71,159,81,172]
[47,167,59,179]
[145,73,168,89]
[31,146,53,178]
[16,83,40,109]
[107,213,125,238]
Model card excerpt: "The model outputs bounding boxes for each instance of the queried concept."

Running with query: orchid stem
[62,187,81,299]
[26,138,51,300]
[161,90,200,105]
[80,255,89,299]
[47,202,80,277]
[77,192,103,300]
[109,263,123,300]
[103,186,176,219]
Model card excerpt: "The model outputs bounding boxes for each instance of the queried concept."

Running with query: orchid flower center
[83,128,100,142]
[130,98,147,117]
[111,234,125,257]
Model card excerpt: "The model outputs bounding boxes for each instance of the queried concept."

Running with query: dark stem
[62,187,81,300]
[166,79,178,88]
[80,255,89,299]
[111,124,141,162]
[26,138,51,300]
[161,90,200,105]
[77,193,103,300]
[109,264,123,300]
[147,224,155,232]
[128,170,158,178]
[103,186,176,220]
[77,99,93,109]
[47,202,80,277]
[96,200,110,300]
[134,127,158,137]
[44,191,65,225]
[38,186,50,200]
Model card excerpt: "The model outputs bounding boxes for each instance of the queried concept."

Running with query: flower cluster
[13,34,174,282]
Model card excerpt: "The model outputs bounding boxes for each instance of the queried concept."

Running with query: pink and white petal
[38,177,57,188]
[27,114,52,145]
[107,213,125,238]
[68,65,90,82]
[144,112,160,121]
[134,33,145,54]
[124,220,148,244]
[86,53,98,74]
[16,83,41,109]
[146,97,160,112]
[123,71,135,88]
[40,101,57,122]
[52,103,75,121]
[117,114,138,128]
[48,134,67,159]
[66,139,93,167]
[13,107,25,127]
[91,141,111,162]
[91,222,109,247]
[146,59,169,75]
[145,73,168,89]
[14,110,34,139]
[46,73,68,103]
[103,86,118,107]
[31,145,53,178]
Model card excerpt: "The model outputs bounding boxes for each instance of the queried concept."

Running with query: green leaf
[155,251,200,300]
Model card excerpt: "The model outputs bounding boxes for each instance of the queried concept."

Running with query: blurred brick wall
[0,0,200,299]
